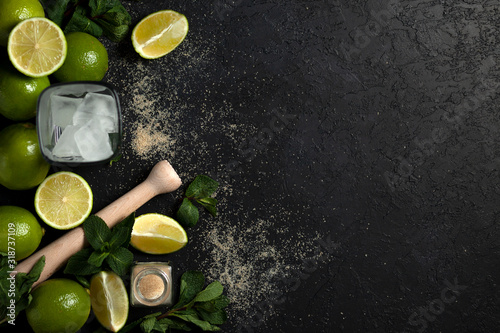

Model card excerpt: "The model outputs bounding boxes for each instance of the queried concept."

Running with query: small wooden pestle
[15,160,182,287]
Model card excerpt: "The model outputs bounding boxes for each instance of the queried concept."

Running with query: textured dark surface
[1,0,500,332]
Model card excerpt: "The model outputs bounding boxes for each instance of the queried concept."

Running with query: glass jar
[130,262,173,307]
[36,81,122,167]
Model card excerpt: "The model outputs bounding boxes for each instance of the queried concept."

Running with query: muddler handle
[15,160,182,287]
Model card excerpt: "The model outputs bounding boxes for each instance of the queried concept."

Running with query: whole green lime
[52,32,109,82]
[0,61,50,121]
[0,205,44,260]
[0,123,50,190]
[26,278,91,333]
[0,0,45,46]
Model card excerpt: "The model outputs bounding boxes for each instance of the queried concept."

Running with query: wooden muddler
[15,160,182,287]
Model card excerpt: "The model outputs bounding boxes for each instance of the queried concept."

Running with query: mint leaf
[0,255,45,322]
[213,294,230,309]
[157,317,193,331]
[64,248,101,276]
[39,0,73,26]
[171,311,220,331]
[197,309,227,325]
[197,197,218,217]
[120,312,162,333]
[16,256,45,295]
[83,215,111,250]
[89,0,117,16]
[176,175,219,228]
[185,175,219,199]
[94,3,131,42]
[88,249,109,267]
[140,316,157,333]
[195,295,230,313]
[189,281,223,305]
[111,212,135,248]
[15,256,45,315]
[106,247,133,276]
[174,271,205,309]
[64,5,104,37]
[75,275,90,289]
[188,319,220,331]
[109,227,130,251]
[176,198,199,228]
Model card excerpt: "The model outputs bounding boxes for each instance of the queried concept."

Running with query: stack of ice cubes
[49,91,118,162]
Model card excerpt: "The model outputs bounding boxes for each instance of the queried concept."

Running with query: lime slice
[34,171,93,230]
[90,271,129,332]
[130,213,188,254]
[131,10,188,59]
[7,17,67,77]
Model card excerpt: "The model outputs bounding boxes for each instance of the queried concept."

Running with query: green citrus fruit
[52,32,109,82]
[0,61,51,121]
[0,205,44,261]
[0,123,50,190]
[26,278,91,333]
[0,0,45,46]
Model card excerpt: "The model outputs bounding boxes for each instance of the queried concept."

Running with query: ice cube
[77,92,117,119]
[74,118,114,161]
[73,111,115,133]
[50,95,82,128]
[51,125,82,159]
[72,92,118,132]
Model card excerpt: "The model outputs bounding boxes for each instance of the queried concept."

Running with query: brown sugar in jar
[130,262,173,307]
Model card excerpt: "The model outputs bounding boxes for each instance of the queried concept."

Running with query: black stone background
[1,0,500,332]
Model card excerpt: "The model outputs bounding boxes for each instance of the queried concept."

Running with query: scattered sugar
[131,122,175,159]
[99,17,335,325]
[196,199,334,321]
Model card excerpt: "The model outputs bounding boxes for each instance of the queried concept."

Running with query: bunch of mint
[40,0,131,42]
[118,271,229,332]
[64,213,135,277]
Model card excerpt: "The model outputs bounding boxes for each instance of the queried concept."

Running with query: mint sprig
[119,271,229,332]
[64,213,134,277]
[0,254,45,324]
[40,0,132,42]
[176,175,219,228]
